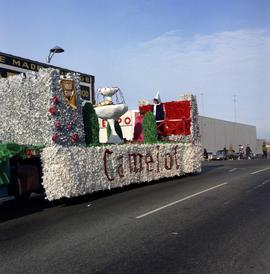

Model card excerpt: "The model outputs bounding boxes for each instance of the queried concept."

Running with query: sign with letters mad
[0,52,95,102]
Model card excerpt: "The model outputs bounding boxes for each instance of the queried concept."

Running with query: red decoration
[54,121,61,129]
[52,134,59,142]
[67,124,72,131]
[164,101,190,120]
[138,101,191,136]
[53,96,59,104]
[71,133,79,142]
[163,101,191,135]
[139,105,152,115]
[48,107,56,115]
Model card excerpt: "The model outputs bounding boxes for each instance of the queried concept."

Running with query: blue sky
[1,0,270,138]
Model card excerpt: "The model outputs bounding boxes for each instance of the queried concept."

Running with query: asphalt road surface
[1,159,270,274]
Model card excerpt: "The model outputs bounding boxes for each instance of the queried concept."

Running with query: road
[1,159,270,274]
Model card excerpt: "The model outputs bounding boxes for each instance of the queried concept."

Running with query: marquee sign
[0,52,95,102]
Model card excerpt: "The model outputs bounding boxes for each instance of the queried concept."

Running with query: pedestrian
[262,142,267,158]
[239,144,244,160]
[246,145,252,160]
[223,146,227,160]
[203,148,208,160]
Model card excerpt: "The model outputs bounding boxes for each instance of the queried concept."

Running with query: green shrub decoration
[143,111,158,143]
[83,103,99,146]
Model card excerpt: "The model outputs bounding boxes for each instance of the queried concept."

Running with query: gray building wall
[199,116,257,154]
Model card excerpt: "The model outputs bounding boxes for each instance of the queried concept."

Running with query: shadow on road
[0,174,197,222]
[0,195,62,223]
[201,163,224,174]
[0,167,218,223]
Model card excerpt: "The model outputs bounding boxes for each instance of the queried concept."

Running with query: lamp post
[47,46,64,63]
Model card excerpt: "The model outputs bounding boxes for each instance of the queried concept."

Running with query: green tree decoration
[143,111,158,143]
[83,103,99,146]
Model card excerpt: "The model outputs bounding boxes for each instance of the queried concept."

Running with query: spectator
[203,148,208,160]
[223,146,228,160]
[239,144,244,160]
[246,145,252,160]
[262,142,267,158]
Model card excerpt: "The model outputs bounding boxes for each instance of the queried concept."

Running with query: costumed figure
[152,91,165,136]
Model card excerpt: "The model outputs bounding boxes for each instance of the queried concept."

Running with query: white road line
[250,167,270,175]
[229,168,238,173]
[223,199,234,205]
[253,179,270,190]
[136,182,228,219]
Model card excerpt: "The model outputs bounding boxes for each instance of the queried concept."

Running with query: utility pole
[233,94,237,122]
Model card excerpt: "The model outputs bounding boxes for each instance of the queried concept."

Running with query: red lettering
[145,154,154,172]
[165,153,173,170]
[117,155,124,177]
[124,117,131,125]
[174,145,180,169]
[118,117,122,124]
[102,119,107,128]
[103,149,114,181]
[129,153,144,173]
[156,145,160,172]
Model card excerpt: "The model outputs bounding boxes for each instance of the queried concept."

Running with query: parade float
[0,68,202,201]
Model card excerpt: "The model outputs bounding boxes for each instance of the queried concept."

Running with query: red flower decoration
[67,124,72,131]
[52,134,59,143]
[53,96,59,104]
[54,121,61,129]
[48,107,56,115]
[71,133,79,143]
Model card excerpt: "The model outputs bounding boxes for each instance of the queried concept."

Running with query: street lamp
[47,46,64,63]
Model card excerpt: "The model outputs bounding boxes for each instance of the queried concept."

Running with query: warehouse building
[199,116,258,155]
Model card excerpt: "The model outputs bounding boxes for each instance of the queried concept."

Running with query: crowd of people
[204,143,268,160]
